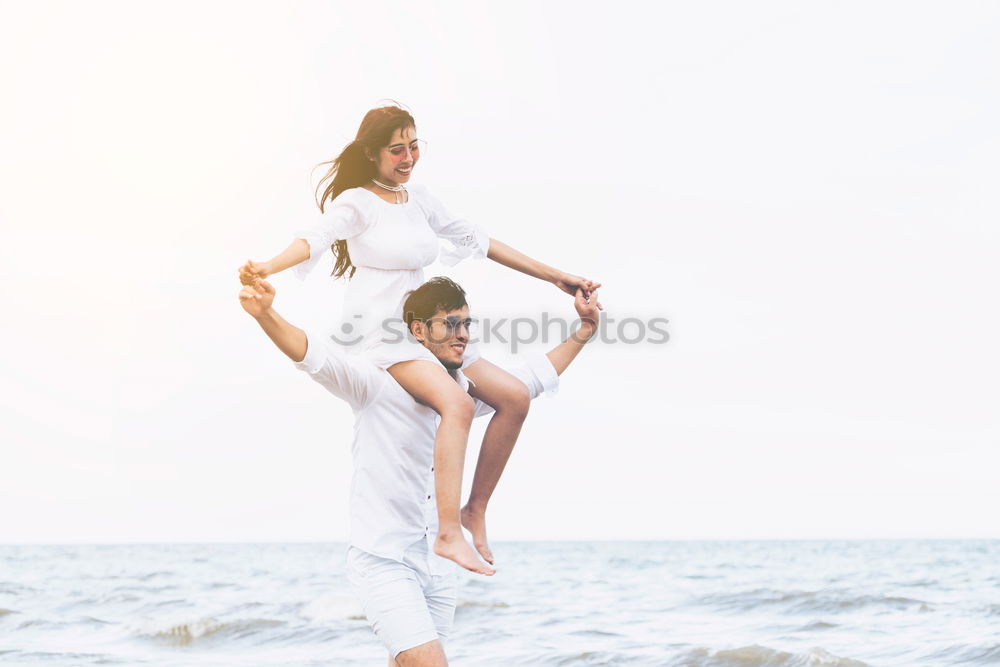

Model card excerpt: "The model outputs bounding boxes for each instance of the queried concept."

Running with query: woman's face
[372,125,420,186]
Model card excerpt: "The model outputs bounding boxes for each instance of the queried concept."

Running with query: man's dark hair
[402,277,468,330]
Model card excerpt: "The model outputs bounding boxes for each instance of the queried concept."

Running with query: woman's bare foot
[434,528,495,576]
[460,505,494,565]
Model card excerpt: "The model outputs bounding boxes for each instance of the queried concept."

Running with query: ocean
[1,540,997,665]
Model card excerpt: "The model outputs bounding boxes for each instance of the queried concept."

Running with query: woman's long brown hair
[313,103,416,279]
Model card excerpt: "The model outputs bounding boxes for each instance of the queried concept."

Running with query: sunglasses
[425,315,475,334]
[385,140,425,162]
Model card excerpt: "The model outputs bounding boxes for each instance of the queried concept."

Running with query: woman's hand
[238,259,271,286]
[553,272,604,311]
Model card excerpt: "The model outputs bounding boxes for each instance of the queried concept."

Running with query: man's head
[402,277,472,370]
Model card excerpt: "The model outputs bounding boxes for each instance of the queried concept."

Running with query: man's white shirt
[294,331,560,575]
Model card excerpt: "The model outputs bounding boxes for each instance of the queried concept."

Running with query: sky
[1,0,997,543]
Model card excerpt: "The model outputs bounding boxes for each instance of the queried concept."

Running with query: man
[239,275,600,666]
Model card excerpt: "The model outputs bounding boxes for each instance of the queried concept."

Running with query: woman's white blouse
[292,185,490,353]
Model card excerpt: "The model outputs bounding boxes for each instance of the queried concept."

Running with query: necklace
[371,178,407,204]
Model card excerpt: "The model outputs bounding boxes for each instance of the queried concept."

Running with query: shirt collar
[449,368,473,393]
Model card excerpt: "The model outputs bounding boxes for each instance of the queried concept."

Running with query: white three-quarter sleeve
[294,329,385,410]
[411,185,490,267]
[292,190,372,280]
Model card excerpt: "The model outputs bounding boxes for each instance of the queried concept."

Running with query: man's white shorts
[347,540,458,657]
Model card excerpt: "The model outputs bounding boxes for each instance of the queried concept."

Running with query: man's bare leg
[392,639,448,667]
[461,358,531,564]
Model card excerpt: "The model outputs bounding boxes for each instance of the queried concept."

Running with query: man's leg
[393,640,448,667]
[347,547,448,661]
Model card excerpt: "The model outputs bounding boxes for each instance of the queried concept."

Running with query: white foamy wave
[133,616,286,646]
[674,644,870,667]
[299,592,365,623]
[696,587,930,614]
[456,599,510,609]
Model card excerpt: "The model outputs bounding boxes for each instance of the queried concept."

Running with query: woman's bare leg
[460,358,531,564]
[387,360,495,576]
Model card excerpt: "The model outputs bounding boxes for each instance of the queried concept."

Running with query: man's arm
[239,279,307,361]
[472,288,601,419]
[545,288,600,376]
[239,279,381,409]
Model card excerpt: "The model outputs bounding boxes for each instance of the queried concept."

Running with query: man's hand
[238,277,307,361]
[238,259,271,286]
[239,278,276,318]
[545,287,602,375]
[573,287,600,340]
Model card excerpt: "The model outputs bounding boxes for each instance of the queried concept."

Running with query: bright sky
[1,1,997,543]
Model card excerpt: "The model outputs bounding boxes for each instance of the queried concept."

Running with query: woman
[239,103,601,575]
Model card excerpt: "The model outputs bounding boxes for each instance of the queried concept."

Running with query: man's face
[413,306,471,370]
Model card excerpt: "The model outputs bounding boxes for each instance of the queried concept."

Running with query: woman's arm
[417,186,603,306]
[486,239,559,282]
[239,194,372,284]
[239,239,311,284]
[488,239,603,307]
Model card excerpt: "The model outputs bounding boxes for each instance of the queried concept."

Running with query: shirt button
[427,495,431,500]
[431,467,434,471]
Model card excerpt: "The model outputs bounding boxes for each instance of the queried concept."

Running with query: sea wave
[671,644,870,667]
[0,582,39,596]
[695,587,930,614]
[924,642,1000,665]
[983,603,1000,617]
[299,592,364,622]
[3,540,996,666]
[795,620,839,631]
[568,629,625,638]
[457,599,511,609]
[138,617,286,646]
